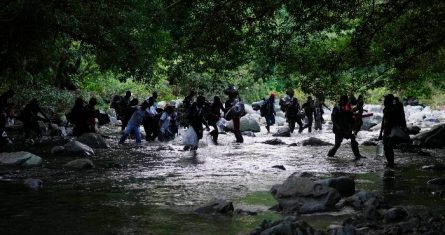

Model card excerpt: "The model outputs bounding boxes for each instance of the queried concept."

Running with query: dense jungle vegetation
[1,0,444,110]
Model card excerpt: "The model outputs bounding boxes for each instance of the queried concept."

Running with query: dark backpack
[260,100,269,117]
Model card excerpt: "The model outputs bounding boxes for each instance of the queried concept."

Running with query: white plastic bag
[376,141,384,157]
[183,127,198,147]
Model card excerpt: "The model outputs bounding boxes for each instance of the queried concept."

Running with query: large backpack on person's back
[260,100,269,117]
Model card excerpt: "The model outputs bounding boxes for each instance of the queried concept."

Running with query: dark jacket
[331,104,353,136]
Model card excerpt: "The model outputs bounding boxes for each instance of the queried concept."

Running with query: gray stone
[272,127,291,137]
[362,140,377,146]
[271,173,341,214]
[77,133,109,148]
[0,151,42,167]
[51,146,65,154]
[64,159,95,170]
[263,138,286,145]
[328,224,358,235]
[249,216,320,235]
[427,177,445,186]
[242,131,256,137]
[64,141,95,156]
[413,123,445,148]
[195,200,234,215]
[317,176,355,197]
[407,125,421,135]
[24,178,43,191]
[384,207,408,223]
[344,191,378,209]
[272,165,286,170]
[422,164,445,171]
[300,137,332,146]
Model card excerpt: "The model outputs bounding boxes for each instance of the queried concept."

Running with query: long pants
[328,132,360,157]
[383,136,394,167]
[301,116,313,133]
[209,123,219,143]
[119,123,141,144]
[288,118,303,133]
[233,117,243,143]
[143,116,158,141]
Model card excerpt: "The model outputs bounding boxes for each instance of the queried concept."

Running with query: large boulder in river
[272,126,291,137]
[0,151,42,167]
[77,133,109,148]
[225,114,261,132]
[317,176,355,197]
[412,123,445,148]
[195,200,234,215]
[64,159,95,170]
[300,137,333,146]
[270,173,341,214]
[63,141,94,156]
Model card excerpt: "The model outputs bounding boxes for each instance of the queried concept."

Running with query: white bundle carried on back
[183,127,198,147]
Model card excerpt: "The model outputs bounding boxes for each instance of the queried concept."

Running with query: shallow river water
[1,124,444,235]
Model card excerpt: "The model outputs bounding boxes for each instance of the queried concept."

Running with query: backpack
[260,100,269,117]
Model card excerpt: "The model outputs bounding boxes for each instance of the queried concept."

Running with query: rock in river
[317,176,355,197]
[195,200,234,215]
[413,123,445,148]
[63,140,95,156]
[300,137,333,146]
[77,133,109,148]
[263,138,286,145]
[272,126,291,137]
[0,151,42,167]
[270,173,341,214]
[249,216,320,235]
[24,178,43,191]
[64,159,95,170]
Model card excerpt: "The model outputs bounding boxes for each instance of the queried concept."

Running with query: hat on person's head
[270,93,276,98]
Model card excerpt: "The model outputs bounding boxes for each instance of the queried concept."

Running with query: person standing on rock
[208,96,224,144]
[119,101,148,144]
[262,93,276,133]
[224,86,244,143]
[285,97,303,133]
[328,95,363,160]
[300,96,315,133]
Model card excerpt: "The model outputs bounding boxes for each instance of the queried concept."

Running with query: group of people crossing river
[0,86,408,168]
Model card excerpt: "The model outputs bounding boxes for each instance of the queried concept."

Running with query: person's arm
[378,112,385,140]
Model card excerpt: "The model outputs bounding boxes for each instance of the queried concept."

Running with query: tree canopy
[1,0,444,99]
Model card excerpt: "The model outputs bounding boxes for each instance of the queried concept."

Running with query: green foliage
[1,0,445,104]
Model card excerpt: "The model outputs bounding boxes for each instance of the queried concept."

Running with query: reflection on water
[0,126,444,234]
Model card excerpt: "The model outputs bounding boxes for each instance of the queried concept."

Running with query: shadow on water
[1,126,444,234]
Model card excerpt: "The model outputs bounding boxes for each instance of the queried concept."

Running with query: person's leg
[289,120,295,133]
[307,117,313,133]
[233,117,243,143]
[211,124,218,143]
[328,133,343,157]
[350,135,361,159]
[119,125,132,144]
[383,136,394,167]
[296,118,303,133]
[134,126,141,144]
